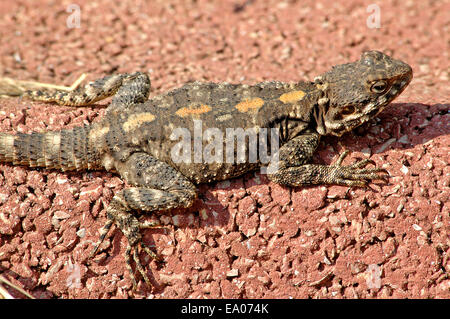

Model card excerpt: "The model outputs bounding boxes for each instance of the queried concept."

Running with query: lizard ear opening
[340,104,355,116]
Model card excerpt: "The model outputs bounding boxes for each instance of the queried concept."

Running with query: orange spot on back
[88,126,110,141]
[235,97,264,112]
[279,90,305,104]
[123,112,156,132]
[175,104,211,117]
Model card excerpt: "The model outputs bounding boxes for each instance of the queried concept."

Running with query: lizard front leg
[91,152,197,289]
[267,132,388,187]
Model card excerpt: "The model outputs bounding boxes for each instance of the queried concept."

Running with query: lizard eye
[370,80,388,94]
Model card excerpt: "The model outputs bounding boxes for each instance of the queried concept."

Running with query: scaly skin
[0,51,413,288]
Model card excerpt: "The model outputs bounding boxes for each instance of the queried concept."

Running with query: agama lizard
[0,51,413,288]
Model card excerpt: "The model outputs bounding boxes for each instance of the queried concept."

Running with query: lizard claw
[330,151,390,187]
[89,213,163,290]
[125,241,163,290]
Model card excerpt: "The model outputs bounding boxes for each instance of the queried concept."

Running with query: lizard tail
[0,125,101,171]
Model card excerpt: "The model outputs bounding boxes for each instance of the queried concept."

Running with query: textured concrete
[0,0,448,298]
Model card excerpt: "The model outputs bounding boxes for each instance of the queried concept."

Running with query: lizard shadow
[322,102,449,156]
[376,102,449,148]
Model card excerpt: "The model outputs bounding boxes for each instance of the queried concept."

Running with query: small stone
[76,228,86,238]
[226,269,239,277]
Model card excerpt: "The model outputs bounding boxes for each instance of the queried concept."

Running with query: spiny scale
[0,126,100,171]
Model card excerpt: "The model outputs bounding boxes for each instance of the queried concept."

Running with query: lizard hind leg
[93,186,196,289]
[22,72,150,107]
[89,195,163,289]
[90,152,197,288]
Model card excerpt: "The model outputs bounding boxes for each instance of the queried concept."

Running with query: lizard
[0,51,413,289]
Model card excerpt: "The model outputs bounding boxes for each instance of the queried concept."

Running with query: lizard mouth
[324,83,411,137]
[344,71,413,134]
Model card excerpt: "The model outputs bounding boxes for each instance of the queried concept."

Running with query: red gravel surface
[0,0,448,299]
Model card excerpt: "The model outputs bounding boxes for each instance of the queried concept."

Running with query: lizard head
[313,51,413,136]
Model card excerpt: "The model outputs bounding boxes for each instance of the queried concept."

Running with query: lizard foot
[327,150,389,187]
[90,214,164,290]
